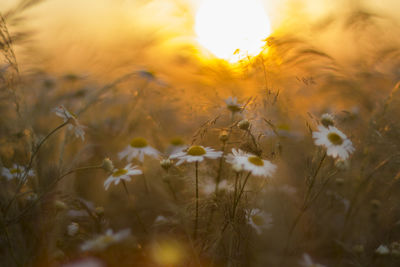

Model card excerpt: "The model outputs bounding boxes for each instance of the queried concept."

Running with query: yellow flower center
[248,156,264,166]
[112,169,128,177]
[251,214,264,226]
[327,132,343,145]
[130,137,148,148]
[100,235,115,244]
[10,168,21,174]
[187,146,206,156]
[170,137,184,146]
[227,104,241,113]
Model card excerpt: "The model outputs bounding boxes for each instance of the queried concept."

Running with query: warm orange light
[195,0,271,62]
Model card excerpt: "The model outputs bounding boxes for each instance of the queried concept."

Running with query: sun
[195,0,271,62]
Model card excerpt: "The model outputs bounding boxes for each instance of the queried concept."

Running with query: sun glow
[195,0,271,62]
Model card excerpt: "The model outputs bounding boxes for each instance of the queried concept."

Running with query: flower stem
[5,164,102,225]
[279,152,326,266]
[193,161,199,240]
[231,172,251,220]
[4,121,69,215]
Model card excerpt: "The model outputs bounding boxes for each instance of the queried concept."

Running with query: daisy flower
[225,149,276,178]
[225,96,242,113]
[170,145,222,166]
[312,125,355,160]
[165,137,187,155]
[246,208,273,235]
[80,229,131,252]
[300,253,326,267]
[53,105,85,140]
[1,164,35,181]
[118,137,160,162]
[104,163,142,190]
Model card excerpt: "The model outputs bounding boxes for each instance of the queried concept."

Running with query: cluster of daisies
[104,140,279,191]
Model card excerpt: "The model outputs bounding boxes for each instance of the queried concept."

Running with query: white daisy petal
[312,126,354,160]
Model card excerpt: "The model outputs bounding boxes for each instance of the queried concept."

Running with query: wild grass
[1,0,400,266]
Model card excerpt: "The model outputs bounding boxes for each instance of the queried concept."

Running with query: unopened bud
[160,159,172,171]
[102,158,114,172]
[55,200,67,211]
[238,120,250,130]
[67,222,79,236]
[95,206,105,217]
[219,130,229,142]
[321,113,334,127]
[232,163,243,173]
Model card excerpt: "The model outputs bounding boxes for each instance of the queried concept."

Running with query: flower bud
[160,159,172,171]
[219,130,229,143]
[238,120,250,130]
[321,113,334,127]
[68,222,79,236]
[55,200,67,211]
[102,158,114,173]
[95,206,105,217]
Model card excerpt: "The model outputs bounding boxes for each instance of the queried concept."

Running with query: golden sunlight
[195,0,271,62]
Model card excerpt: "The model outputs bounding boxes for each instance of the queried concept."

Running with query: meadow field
[1,0,400,266]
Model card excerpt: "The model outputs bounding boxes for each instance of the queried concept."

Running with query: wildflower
[170,145,222,165]
[312,126,355,160]
[62,257,105,267]
[101,158,114,173]
[202,179,232,195]
[225,96,242,113]
[375,245,390,255]
[1,164,35,180]
[80,229,131,252]
[246,209,273,234]
[320,113,335,127]
[238,119,250,130]
[67,222,79,236]
[54,105,85,140]
[166,137,187,155]
[300,253,326,267]
[104,164,142,190]
[118,137,160,162]
[225,149,276,178]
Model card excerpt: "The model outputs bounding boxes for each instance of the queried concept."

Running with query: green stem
[194,161,199,240]
[4,121,69,215]
[231,172,251,220]
[279,152,326,266]
[5,164,102,226]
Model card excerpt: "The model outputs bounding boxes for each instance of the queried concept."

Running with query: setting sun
[195,0,271,62]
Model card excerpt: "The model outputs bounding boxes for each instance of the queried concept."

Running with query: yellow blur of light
[151,239,185,266]
[195,0,271,62]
